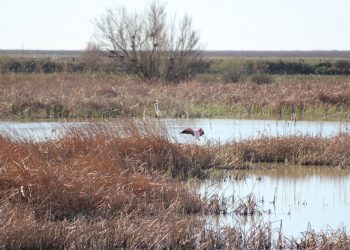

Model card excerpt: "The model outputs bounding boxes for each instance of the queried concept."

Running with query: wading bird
[154,100,162,118]
[180,128,204,140]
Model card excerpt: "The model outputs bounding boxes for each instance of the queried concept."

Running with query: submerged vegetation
[1,119,350,248]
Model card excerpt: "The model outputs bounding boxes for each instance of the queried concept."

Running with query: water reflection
[196,166,350,237]
[0,121,82,141]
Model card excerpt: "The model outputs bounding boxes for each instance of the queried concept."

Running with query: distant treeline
[1,56,350,76]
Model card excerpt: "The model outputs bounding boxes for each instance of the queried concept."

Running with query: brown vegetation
[0,120,205,248]
[216,134,350,169]
[1,73,350,120]
[1,120,350,248]
[0,120,275,248]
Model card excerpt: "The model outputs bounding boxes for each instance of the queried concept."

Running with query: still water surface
[0,118,349,142]
[197,167,350,237]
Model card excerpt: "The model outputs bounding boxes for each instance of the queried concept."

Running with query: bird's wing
[198,128,204,136]
[180,128,194,135]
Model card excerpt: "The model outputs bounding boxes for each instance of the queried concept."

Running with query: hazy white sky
[1,0,349,50]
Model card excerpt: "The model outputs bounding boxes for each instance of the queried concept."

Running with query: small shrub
[65,62,86,73]
[22,60,38,73]
[334,60,350,74]
[0,58,22,73]
[222,68,247,83]
[251,72,273,84]
[314,61,333,75]
[41,60,64,73]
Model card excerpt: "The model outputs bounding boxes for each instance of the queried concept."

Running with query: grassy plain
[0,73,350,121]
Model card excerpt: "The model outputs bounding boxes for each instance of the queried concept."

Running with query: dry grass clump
[233,193,262,216]
[0,202,204,249]
[221,134,350,168]
[286,227,350,249]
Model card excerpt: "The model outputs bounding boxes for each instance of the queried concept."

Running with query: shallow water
[166,118,350,143]
[196,166,350,238]
[1,118,349,142]
[0,121,81,141]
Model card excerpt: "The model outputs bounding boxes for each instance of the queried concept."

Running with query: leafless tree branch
[94,1,202,81]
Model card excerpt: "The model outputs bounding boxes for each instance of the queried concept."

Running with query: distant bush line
[210,59,350,79]
[256,60,350,75]
[0,57,122,74]
[1,56,350,77]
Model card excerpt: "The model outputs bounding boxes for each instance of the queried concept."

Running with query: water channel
[0,118,349,142]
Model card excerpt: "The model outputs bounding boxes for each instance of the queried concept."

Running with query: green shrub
[22,60,38,73]
[263,60,314,75]
[41,60,64,73]
[0,57,22,73]
[334,60,350,74]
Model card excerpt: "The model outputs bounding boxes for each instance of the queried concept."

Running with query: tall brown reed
[217,134,350,168]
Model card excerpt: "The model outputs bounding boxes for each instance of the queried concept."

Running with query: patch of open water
[1,118,349,142]
[166,118,350,143]
[196,166,350,238]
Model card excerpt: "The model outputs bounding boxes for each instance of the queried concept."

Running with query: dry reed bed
[220,134,350,168]
[0,120,207,220]
[0,201,281,249]
[0,120,219,248]
[1,73,350,119]
[1,120,350,248]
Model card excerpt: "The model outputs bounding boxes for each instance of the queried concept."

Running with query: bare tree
[94,2,202,81]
